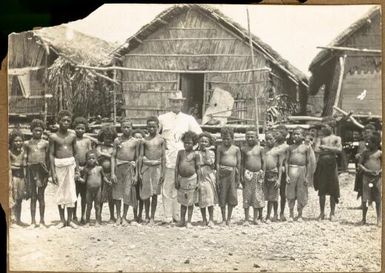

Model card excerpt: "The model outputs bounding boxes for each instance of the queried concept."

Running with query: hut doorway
[179,73,204,120]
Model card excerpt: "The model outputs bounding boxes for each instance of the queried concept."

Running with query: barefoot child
[49,110,79,228]
[274,126,290,221]
[73,117,92,224]
[23,119,49,227]
[9,129,28,226]
[132,129,146,223]
[197,132,217,227]
[358,134,382,226]
[241,127,264,225]
[285,128,312,222]
[111,119,139,226]
[216,127,241,226]
[96,125,117,223]
[83,150,104,226]
[175,131,201,228]
[139,117,165,224]
[263,131,282,222]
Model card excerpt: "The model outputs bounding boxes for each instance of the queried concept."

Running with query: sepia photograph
[6,3,382,272]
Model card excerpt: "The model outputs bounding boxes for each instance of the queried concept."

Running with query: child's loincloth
[114,160,137,207]
[11,168,28,201]
[362,174,381,203]
[177,173,198,206]
[286,165,308,207]
[243,169,264,209]
[55,157,77,208]
[314,153,340,203]
[217,165,238,207]
[140,156,161,200]
[27,162,49,189]
[198,165,217,208]
[263,168,279,202]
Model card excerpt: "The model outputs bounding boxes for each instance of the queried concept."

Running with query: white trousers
[161,168,180,222]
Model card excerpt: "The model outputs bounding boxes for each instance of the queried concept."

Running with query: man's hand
[111,174,117,184]
[274,181,280,189]
[286,175,291,184]
[52,174,58,185]
[104,177,112,185]
[158,175,165,185]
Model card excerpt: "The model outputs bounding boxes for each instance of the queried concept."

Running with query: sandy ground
[8,173,381,272]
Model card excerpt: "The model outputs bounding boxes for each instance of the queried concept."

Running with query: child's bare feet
[226,220,231,226]
[177,221,186,228]
[130,221,139,226]
[68,221,79,229]
[16,221,29,227]
[317,213,325,221]
[272,215,278,222]
[85,222,91,227]
[186,222,192,229]
[280,213,286,221]
[218,221,226,227]
[115,217,122,226]
[108,218,116,224]
[288,217,294,223]
[243,221,250,226]
[149,219,155,225]
[95,221,101,227]
[253,219,259,225]
[208,221,214,228]
[202,220,208,226]
[80,218,86,225]
[358,219,367,225]
[296,217,304,223]
[121,218,129,226]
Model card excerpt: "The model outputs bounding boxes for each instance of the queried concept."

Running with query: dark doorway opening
[179,73,204,121]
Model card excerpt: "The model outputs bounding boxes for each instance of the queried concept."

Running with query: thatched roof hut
[308,6,381,118]
[8,24,115,121]
[112,4,308,127]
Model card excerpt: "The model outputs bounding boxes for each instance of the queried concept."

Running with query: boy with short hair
[139,116,165,224]
[24,119,49,227]
[285,127,312,222]
[83,150,104,226]
[358,134,382,226]
[111,119,139,226]
[49,110,79,228]
[263,131,282,222]
[175,131,201,228]
[216,127,241,226]
[241,127,264,225]
[73,117,92,224]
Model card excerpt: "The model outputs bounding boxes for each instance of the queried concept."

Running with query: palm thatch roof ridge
[309,6,381,71]
[33,24,116,65]
[112,4,308,84]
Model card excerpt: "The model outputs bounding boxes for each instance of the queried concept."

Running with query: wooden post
[113,68,117,124]
[43,47,48,123]
[332,55,346,115]
[247,8,259,136]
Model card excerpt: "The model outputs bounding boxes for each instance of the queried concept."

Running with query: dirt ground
[8,173,381,272]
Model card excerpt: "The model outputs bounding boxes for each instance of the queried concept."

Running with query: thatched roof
[112,4,307,84]
[33,24,115,65]
[309,6,381,71]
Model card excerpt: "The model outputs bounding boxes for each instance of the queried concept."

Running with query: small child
[97,125,117,223]
[285,128,312,222]
[175,131,201,228]
[23,119,49,227]
[9,129,28,226]
[216,127,241,226]
[358,134,382,226]
[197,132,217,227]
[49,110,79,228]
[73,117,93,224]
[241,127,264,225]
[132,129,146,222]
[139,117,165,224]
[263,131,282,222]
[274,126,290,221]
[83,150,104,226]
[111,119,139,226]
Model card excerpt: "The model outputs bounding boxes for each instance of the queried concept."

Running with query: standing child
[216,127,241,226]
[197,132,217,227]
[139,117,165,224]
[24,119,49,227]
[49,110,79,228]
[274,126,290,221]
[285,128,313,222]
[358,134,382,226]
[263,131,282,222]
[241,127,264,225]
[83,150,104,226]
[9,129,28,226]
[132,129,146,223]
[73,117,92,224]
[175,131,201,228]
[111,119,139,226]
[97,125,117,223]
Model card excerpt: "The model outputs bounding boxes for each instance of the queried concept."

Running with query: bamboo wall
[120,8,298,124]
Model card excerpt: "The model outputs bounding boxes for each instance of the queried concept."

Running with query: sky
[67,4,379,75]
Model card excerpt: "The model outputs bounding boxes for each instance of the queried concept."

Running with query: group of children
[9,111,382,228]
